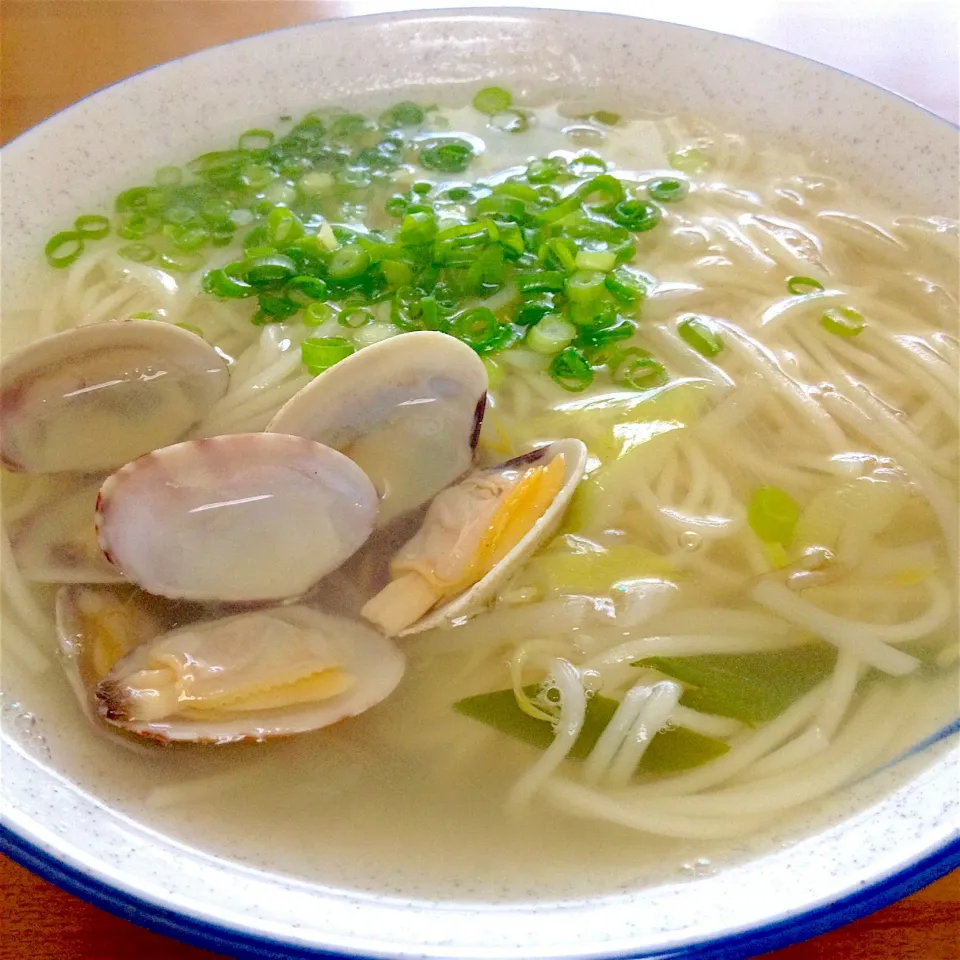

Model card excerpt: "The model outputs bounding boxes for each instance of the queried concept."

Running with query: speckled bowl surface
[1,9,958,960]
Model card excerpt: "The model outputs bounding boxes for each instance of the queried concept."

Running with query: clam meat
[361,438,587,636]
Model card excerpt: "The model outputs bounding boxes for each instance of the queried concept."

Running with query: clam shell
[95,605,406,744]
[268,331,488,525]
[398,438,588,636]
[0,320,229,475]
[56,584,169,721]
[95,433,378,603]
[9,476,122,584]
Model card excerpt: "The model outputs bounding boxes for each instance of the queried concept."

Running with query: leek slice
[454,686,728,774]
[641,643,837,724]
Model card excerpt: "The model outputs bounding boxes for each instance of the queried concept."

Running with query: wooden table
[1,2,957,958]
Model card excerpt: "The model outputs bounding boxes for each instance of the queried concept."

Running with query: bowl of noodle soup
[1,9,958,960]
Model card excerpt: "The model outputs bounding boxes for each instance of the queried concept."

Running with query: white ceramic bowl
[2,9,958,959]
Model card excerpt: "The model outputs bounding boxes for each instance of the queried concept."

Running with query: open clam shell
[268,331,488,526]
[94,605,406,744]
[95,433,378,603]
[0,320,229,474]
[56,584,171,721]
[362,438,588,636]
[10,476,122,584]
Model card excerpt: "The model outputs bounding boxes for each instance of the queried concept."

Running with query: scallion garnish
[787,275,825,295]
[549,347,594,392]
[821,306,865,338]
[301,336,355,375]
[648,177,689,203]
[472,87,513,114]
[609,348,668,390]
[528,315,577,355]
[748,486,800,547]
[44,231,84,268]
[678,316,724,358]
[418,138,477,173]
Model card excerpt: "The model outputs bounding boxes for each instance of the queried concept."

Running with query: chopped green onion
[517,270,565,294]
[244,254,298,284]
[44,231,84,268]
[267,207,305,245]
[574,250,616,272]
[301,336,355,375]
[787,275,825,295]
[118,242,156,264]
[820,306,865,338]
[338,308,374,329]
[590,110,621,126]
[748,486,801,547]
[526,157,567,184]
[256,295,299,320]
[303,302,334,327]
[605,265,648,304]
[380,101,425,127]
[527,314,577,355]
[285,275,328,305]
[73,214,110,239]
[609,349,668,390]
[128,312,154,320]
[202,267,255,299]
[327,244,370,281]
[412,181,433,195]
[238,129,274,151]
[419,138,476,173]
[569,153,607,176]
[549,347,594,391]
[380,260,415,287]
[569,298,617,329]
[647,177,689,203]
[668,147,709,174]
[399,210,438,245]
[678,316,724,358]
[578,317,635,347]
[565,270,607,303]
[514,298,556,327]
[167,222,209,252]
[472,86,513,114]
[117,213,162,241]
[157,251,206,273]
[447,307,506,352]
[611,199,661,232]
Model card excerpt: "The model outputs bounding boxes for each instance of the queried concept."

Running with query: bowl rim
[1,7,958,959]
[2,824,958,960]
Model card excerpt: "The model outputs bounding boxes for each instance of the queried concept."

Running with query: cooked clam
[95,605,405,743]
[0,320,229,474]
[56,584,168,720]
[10,476,122,583]
[96,433,378,603]
[268,331,488,525]
[361,438,588,636]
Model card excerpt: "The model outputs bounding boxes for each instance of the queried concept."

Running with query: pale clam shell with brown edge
[398,437,588,636]
[94,605,406,744]
[95,433,379,603]
[267,331,489,527]
[0,320,229,475]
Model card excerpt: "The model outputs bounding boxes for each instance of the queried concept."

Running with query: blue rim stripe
[2,823,959,960]
[2,8,958,960]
